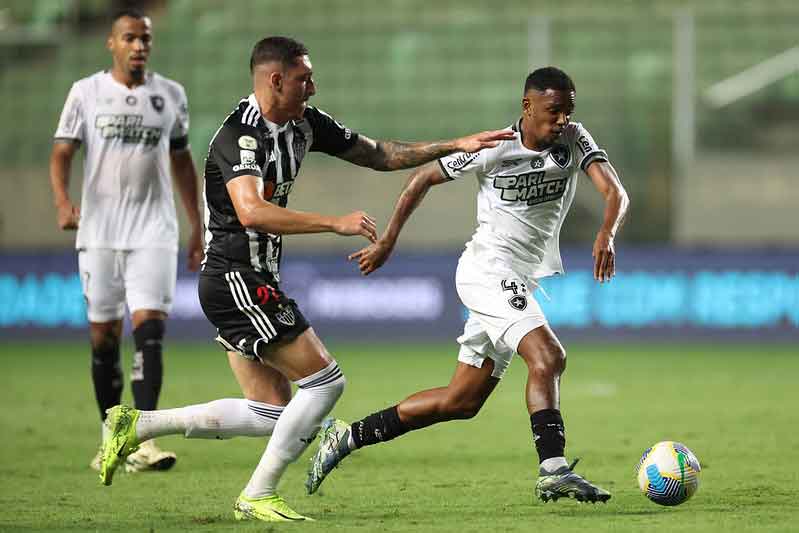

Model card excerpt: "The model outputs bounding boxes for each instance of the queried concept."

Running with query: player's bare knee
[90,329,120,353]
[522,344,565,379]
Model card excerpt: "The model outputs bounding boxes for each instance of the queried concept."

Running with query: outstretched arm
[584,160,630,283]
[170,149,204,271]
[336,130,515,171]
[349,162,450,275]
[227,174,377,242]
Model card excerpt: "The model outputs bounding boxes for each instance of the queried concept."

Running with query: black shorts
[198,267,310,361]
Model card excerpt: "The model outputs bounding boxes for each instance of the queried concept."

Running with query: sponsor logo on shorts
[508,295,527,311]
[275,305,296,326]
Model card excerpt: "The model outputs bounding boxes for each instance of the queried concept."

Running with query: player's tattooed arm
[338,130,515,171]
[349,162,449,275]
[50,140,81,230]
[585,160,630,284]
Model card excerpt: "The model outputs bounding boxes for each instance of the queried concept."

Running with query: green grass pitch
[1,341,798,532]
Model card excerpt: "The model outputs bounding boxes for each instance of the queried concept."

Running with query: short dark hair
[111,8,147,25]
[250,36,309,74]
[524,67,575,94]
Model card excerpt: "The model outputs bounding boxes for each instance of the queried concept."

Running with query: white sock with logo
[244,361,345,498]
[135,399,285,441]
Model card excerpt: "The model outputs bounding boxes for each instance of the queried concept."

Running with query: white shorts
[78,248,177,322]
[455,254,547,379]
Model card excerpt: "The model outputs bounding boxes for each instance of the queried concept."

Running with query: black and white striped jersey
[201,94,358,279]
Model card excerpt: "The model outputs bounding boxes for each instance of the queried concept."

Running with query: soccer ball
[636,441,701,506]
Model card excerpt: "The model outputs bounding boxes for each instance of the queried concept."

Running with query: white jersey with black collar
[54,70,190,250]
[438,120,607,279]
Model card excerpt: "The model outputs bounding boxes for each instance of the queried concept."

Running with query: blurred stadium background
[1,0,797,341]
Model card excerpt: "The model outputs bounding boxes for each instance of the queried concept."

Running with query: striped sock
[245,361,345,498]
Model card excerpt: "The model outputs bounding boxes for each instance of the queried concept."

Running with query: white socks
[136,398,285,441]
[244,361,346,498]
[540,456,568,473]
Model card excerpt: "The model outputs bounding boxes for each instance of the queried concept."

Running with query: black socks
[131,319,165,411]
[91,341,123,420]
[351,405,409,448]
[531,408,566,463]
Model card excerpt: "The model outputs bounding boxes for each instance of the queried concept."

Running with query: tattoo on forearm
[378,140,454,170]
[341,137,455,171]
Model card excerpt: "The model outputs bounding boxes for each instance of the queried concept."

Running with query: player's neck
[521,131,548,152]
[110,67,146,89]
[254,93,291,127]
[519,119,547,152]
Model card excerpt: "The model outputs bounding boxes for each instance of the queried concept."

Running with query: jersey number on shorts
[256,284,280,305]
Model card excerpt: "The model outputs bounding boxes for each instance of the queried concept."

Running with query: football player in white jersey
[308,67,629,504]
[49,9,203,474]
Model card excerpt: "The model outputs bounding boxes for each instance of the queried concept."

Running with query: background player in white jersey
[49,9,203,473]
[308,67,630,504]
[96,36,513,523]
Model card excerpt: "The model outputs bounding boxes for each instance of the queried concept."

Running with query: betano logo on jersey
[95,114,162,146]
[492,171,569,206]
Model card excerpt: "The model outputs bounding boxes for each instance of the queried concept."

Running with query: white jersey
[54,70,190,250]
[439,120,607,280]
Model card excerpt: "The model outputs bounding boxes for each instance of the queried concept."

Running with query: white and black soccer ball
[636,441,701,506]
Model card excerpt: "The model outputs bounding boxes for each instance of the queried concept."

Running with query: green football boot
[535,458,612,503]
[233,493,314,522]
[99,405,141,486]
[305,418,352,495]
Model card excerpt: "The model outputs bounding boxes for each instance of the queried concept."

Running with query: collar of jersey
[247,93,294,134]
[513,117,555,156]
[104,70,153,90]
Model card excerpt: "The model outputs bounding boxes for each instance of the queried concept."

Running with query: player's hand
[332,211,377,243]
[348,239,394,276]
[56,201,80,230]
[592,230,616,283]
[186,228,204,272]
[454,130,517,153]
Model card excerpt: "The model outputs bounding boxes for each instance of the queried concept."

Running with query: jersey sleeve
[54,82,85,143]
[305,107,359,155]
[572,123,608,171]
[169,84,190,151]
[438,149,488,180]
[210,122,266,183]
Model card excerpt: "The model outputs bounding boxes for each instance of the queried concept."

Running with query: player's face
[108,16,152,79]
[280,55,316,120]
[522,88,575,149]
